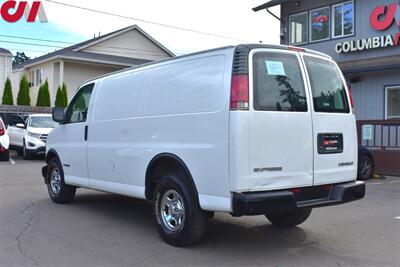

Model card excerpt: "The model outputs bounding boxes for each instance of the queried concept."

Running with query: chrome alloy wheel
[160,189,185,232]
[50,168,61,194]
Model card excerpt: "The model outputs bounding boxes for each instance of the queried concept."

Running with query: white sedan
[0,117,10,161]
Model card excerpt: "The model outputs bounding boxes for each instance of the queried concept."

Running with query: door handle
[84,125,88,141]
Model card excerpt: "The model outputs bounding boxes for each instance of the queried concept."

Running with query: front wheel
[153,174,208,247]
[266,208,312,227]
[22,140,32,160]
[46,158,76,203]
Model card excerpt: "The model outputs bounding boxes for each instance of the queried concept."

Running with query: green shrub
[62,83,68,107]
[1,78,14,105]
[16,76,30,106]
[55,85,64,107]
[36,79,51,107]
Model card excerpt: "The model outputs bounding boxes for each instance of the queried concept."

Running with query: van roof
[83,44,331,84]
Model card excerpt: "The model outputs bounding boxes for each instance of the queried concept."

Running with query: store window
[289,12,308,45]
[386,86,400,119]
[310,6,330,42]
[333,1,354,38]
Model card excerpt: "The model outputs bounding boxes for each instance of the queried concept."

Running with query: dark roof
[0,48,12,56]
[253,0,294,11]
[14,25,172,69]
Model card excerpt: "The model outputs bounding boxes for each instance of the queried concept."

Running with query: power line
[0,40,65,48]
[0,34,75,45]
[45,0,251,42]
[0,34,186,55]
[0,40,182,57]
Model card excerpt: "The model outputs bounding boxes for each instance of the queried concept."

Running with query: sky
[0,0,280,59]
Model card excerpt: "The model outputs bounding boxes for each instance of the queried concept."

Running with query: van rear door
[248,49,314,191]
[301,54,357,185]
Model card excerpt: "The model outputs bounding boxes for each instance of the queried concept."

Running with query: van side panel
[87,51,234,212]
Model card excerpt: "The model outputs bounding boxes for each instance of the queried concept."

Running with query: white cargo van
[42,44,365,246]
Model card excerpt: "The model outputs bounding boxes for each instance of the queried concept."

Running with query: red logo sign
[1,0,47,23]
[370,1,399,31]
[313,15,329,23]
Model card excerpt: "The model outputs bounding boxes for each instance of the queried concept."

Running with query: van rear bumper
[232,181,365,216]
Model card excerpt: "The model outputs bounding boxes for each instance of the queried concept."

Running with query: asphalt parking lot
[0,151,399,267]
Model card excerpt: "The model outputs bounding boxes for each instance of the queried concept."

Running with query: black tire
[0,150,9,161]
[22,140,32,160]
[266,208,312,227]
[153,174,208,247]
[357,156,374,181]
[46,158,76,204]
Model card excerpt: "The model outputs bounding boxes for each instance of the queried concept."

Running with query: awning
[253,0,295,12]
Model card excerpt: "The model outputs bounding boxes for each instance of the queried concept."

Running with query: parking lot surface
[1,151,399,267]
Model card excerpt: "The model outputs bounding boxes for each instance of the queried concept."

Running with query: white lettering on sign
[336,34,400,54]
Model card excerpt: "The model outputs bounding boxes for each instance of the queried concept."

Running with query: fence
[357,120,400,176]
[0,104,52,114]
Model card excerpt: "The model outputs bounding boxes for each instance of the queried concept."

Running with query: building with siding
[254,0,400,176]
[253,0,400,121]
[0,48,12,100]
[11,25,174,106]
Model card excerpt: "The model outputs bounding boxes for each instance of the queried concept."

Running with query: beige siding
[63,62,122,102]
[0,55,12,100]
[25,61,55,106]
[82,29,170,61]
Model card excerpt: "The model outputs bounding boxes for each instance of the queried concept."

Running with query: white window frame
[332,1,354,38]
[35,69,42,86]
[385,86,400,119]
[289,11,309,45]
[309,6,331,43]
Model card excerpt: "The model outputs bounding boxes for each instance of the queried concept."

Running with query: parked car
[42,44,365,246]
[357,146,375,180]
[8,114,57,160]
[0,117,10,161]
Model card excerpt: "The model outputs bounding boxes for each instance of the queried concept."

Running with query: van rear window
[253,52,307,112]
[304,56,350,113]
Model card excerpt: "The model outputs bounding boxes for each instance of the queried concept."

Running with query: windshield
[304,56,350,113]
[29,117,58,128]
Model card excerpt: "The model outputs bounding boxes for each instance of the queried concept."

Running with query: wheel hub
[160,189,185,232]
[50,168,61,194]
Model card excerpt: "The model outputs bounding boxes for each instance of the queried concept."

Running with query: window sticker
[265,60,286,76]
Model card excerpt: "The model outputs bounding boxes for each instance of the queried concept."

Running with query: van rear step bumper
[232,181,365,216]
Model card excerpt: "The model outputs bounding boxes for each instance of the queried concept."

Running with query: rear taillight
[0,122,5,136]
[230,74,249,110]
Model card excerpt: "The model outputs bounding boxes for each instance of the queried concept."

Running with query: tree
[61,83,68,107]
[17,76,30,106]
[55,85,65,107]
[13,52,30,67]
[1,78,14,105]
[36,79,51,107]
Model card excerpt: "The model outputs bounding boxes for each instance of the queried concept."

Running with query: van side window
[253,52,307,112]
[65,84,94,123]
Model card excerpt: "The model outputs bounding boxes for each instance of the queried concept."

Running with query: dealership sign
[336,2,400,53]
[0,1,47,23]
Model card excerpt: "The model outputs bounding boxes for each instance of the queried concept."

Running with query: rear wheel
[153,174,208,246]
[46,158,76,203]
[266,208,312,227]
[358,156,374,180]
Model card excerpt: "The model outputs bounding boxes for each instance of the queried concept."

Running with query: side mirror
[16,123,26,129]
[52,107,66,124]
